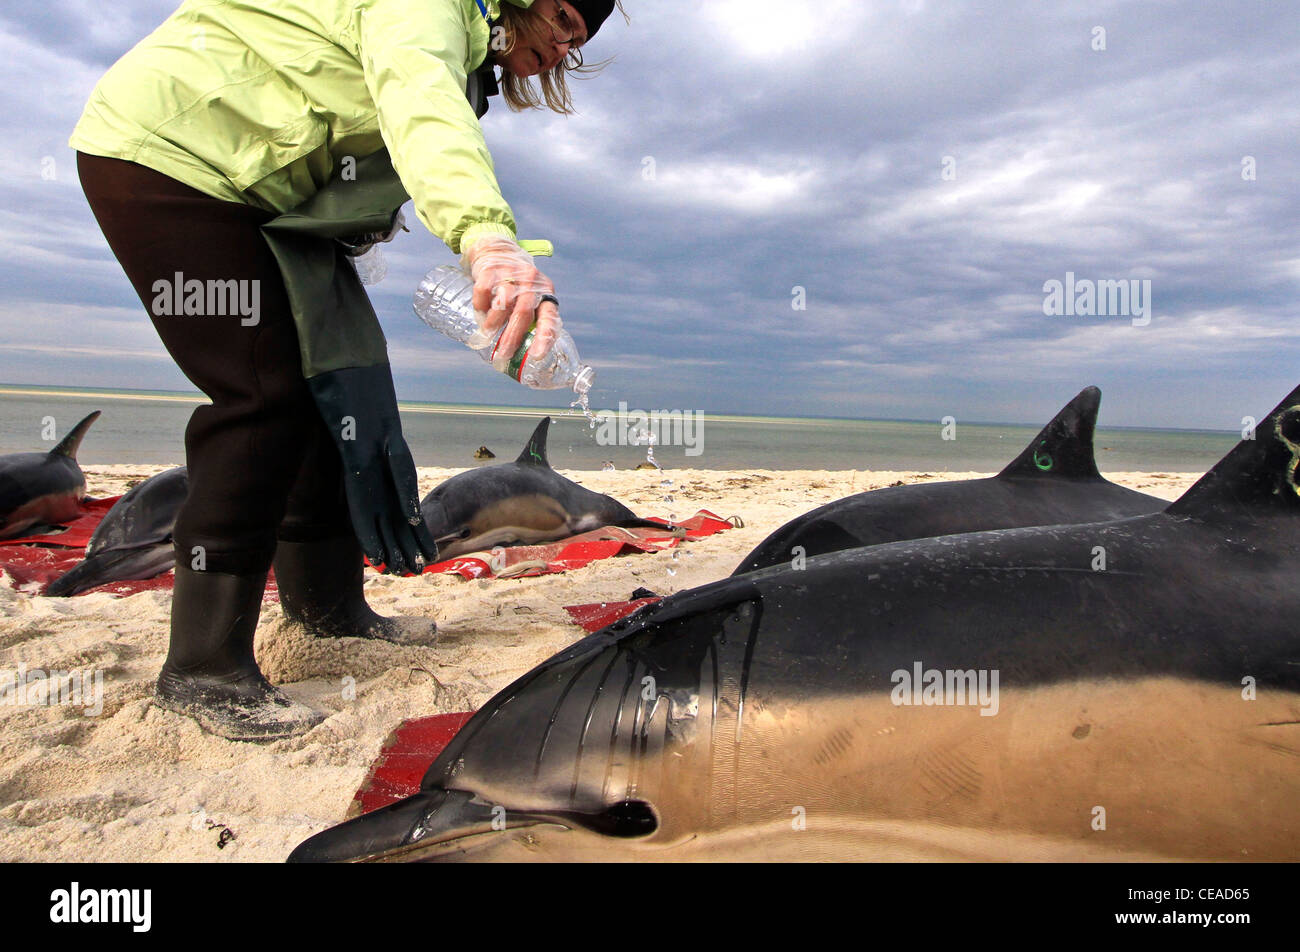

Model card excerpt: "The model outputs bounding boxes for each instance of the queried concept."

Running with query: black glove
[306,364,439,575]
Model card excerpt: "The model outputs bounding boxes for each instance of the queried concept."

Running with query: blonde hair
[495,1,628,114]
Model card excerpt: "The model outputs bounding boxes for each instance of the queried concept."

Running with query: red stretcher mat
[0,497,282,600]
[0,498,171,597]
[563,596,662,632]
[351,711,476,816]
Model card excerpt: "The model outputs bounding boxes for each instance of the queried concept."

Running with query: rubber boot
[156,565,325,741]
[272,534,437,645]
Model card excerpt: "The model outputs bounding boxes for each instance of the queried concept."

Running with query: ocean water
[0,386,1238,474]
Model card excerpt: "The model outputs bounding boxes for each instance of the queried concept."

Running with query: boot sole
[155,689,325,742]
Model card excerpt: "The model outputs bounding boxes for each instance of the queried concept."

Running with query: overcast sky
[1,1,1296,428]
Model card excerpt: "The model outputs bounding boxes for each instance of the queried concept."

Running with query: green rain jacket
[71,0,552,378]
[69,0,533,254]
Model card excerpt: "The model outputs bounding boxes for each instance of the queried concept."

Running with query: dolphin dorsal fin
[997,387,1102,480]
[516,416,552,467]
[1166,385,1300,521]
[49,410,101,460]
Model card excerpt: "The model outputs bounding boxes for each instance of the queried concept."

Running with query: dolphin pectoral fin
[435,527,471,545]
[607,517,688,538]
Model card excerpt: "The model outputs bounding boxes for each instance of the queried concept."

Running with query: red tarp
[4,496,732,608]
[0,496,280,599]
[563,597,662,632]
[2,506,734,597]
[350,711,476,816]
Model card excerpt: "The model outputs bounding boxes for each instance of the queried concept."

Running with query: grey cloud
[1,1,1296,429]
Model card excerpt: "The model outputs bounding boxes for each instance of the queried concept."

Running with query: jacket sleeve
[353,0,519,253]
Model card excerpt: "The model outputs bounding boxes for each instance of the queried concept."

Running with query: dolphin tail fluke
[49,411,101,460]
[997,387,1102,480]
[515,416,552,467]
[1167,384,1300,521]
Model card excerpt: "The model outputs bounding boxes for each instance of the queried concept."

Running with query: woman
[69,0,623,741]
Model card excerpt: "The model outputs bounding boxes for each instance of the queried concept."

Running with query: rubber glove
[306,364,439,576]
[461,235,562,367]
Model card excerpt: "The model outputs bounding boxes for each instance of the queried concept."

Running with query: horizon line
[0,382,1240,435]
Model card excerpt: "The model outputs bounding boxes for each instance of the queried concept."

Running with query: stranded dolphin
[420,417,665,560]
[290,384,1300,862]
[0,411,100,539]
[734,387,1165,574]
[45,466,188,597]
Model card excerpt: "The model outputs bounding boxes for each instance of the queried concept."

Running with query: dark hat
[569,1,616,41]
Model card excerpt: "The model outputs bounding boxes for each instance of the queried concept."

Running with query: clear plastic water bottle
[350,245,388,285]
[413,264,595,394]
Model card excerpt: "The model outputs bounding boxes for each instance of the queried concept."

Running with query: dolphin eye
[586,800,658,838]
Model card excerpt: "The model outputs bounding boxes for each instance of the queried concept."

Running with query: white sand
[0,466,1198,862]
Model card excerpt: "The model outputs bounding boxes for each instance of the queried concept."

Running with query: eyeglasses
[547,5,586,68]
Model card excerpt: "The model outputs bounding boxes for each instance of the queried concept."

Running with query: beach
[0,464,1200,862]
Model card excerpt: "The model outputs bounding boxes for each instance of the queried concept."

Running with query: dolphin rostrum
[44,466,189,597]
[0,411,100,539]
[420,417,664,560]
[290,384,1300,862]
[733,387,1166,575]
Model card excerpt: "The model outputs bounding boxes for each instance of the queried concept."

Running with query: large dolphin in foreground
[44,466,188,597]
[291,384,1300,862]
[0,411,100,539]
[733,387,1165,574]
[421,417,665,560]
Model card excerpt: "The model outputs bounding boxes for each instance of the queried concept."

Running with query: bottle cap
[573,365,596,395]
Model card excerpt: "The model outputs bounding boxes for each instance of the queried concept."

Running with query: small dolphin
[290,384,1300,862]
[44,466,189,597]
[421,417,663,560]
[0,411,100,539]
[733,387,1164,574]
